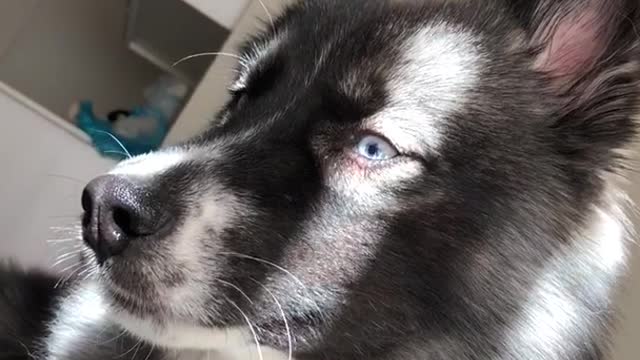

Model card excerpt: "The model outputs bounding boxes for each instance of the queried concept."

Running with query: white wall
[0,0,162,119]
[0,0,37,57]
[0,83,115,269]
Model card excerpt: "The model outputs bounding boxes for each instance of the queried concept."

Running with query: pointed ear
[513,0,640,166]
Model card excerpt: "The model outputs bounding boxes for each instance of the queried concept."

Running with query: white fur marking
[506,205,627,359]
[592,208,625,271]
[113,312,290,359]
[45,282,107,359]
[372,26,480,153]
[110,149,188,177]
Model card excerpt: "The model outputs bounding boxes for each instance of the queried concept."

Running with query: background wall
[0,0,162,119]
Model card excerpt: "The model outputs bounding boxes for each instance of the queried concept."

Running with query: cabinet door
[0,85,115,268]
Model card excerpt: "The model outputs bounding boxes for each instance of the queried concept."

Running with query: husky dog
[2,0,639,359]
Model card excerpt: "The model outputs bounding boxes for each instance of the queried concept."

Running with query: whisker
[219,252,323,317]
[216,279,254,305]
[46,173,88,185]
[116,338,143,359]
[76,264,96,279]
[55,262,89,288]
[47,216,81,221]
[221,295,264,360]
[250,278,293,360]
[47,238,80,243]
[172,52,243,67]
[50,251,83,269]
[51,245,83,257]
[49,225,82,231]
[103,150,131,158]
[258,0,275,32]
[131,341,144,360]
[143,344,155,360]
[54,262,80,276]
[49,225,82,236]
[94,329,128,345]
[88,130,132,159]
[16,339,36,360]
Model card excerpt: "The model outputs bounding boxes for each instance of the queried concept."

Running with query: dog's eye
[356,135,398,161]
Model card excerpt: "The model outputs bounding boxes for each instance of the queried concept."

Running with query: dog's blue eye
[356,135,398,160]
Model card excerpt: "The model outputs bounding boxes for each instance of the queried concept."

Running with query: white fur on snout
[110,149,189,177]
[166,189,248,319]
[369,26,480,154]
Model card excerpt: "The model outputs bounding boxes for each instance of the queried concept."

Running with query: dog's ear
[511,0,640,166]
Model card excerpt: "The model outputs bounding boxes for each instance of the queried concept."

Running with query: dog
[2,0,639,359]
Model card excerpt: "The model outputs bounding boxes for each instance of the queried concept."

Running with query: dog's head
[81,0,639,358]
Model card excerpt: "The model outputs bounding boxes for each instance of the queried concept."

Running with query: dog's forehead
[342,24,481,149]
[233,5,485,151]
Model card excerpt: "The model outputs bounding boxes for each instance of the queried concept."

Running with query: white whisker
[250,278,293,360]
[95,329,128,346]
[47,215,82,219]
[222,295,264,360]
[45,173,88,185]
[88,130,132,159]
[16,339,36,360]
[50,251,83,269]
[76,264,96,279]
[131,341,144,360]
[172,52,243,67]
[46,238,80,243]
[258,0,275,32]
[55,262,90,288]
[143,344,155,360]
[103,150,132,158]
[116,338,143,359]
[219,251,323,316]
[216,279,254,305]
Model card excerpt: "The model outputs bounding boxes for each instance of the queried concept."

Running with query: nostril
[112,206,136,236]
[81,188,93,213]
[82,174,174,262]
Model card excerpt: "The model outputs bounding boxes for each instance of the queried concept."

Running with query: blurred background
[0,0,637,358]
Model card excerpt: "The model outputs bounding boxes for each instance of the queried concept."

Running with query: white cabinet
[0,83,115,268]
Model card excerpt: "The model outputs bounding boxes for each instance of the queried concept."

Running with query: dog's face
[81,0,639,358]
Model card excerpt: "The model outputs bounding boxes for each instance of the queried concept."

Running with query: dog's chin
[108,302,260,352]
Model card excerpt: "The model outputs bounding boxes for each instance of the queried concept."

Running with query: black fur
[0,266,61,359]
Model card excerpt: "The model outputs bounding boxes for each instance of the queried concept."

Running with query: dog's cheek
[261,162,420,315]
[162,185,252,317]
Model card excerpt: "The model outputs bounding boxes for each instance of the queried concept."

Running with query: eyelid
[354,129,396,146]
[362,122,426,156]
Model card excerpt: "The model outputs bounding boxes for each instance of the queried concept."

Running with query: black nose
[82,175,170,263]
